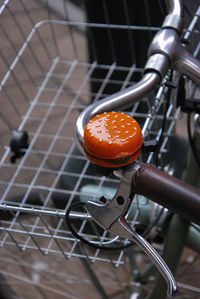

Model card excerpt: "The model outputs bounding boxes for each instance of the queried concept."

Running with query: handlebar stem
[147,28,200,84]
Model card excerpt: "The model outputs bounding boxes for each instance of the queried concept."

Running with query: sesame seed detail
[85,111,144,166]
[83,112,143,167]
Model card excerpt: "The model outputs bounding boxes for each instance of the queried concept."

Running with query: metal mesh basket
[1,1,200,298]
[0,0,200,283]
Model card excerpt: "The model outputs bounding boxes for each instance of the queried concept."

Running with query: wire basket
[0,0,200,286]
[1,1,200,298]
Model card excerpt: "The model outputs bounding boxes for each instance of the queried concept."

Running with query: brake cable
[66,201,165,251]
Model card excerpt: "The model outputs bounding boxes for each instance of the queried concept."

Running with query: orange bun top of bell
[83,112,143,164]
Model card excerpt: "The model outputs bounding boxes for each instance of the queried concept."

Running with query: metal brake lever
[86,161,178,297]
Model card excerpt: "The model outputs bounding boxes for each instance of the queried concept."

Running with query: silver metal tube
[75,72,160,154]
[174,48,200,84]
[165,0,183,17]
[148,28,200,85]
[163,0,184,32]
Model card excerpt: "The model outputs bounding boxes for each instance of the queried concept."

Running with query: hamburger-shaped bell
[83,112,143,168]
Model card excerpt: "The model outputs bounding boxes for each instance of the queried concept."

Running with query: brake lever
[86,161,178,297]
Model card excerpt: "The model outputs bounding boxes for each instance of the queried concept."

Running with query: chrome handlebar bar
[75,0,200,153]
[75,72,160,154]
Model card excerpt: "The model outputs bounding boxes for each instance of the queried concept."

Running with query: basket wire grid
[0,1,200,297]
[0,0,200,261]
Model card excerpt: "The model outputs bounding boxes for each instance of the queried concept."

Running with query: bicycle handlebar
[75,0,200,154]
[75,72,160,154]
[133,163,200,225]
[74,0,200,226]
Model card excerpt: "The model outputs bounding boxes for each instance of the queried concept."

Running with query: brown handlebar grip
[133,164,200,225]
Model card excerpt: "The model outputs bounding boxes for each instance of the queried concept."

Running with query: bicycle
[0,0,200,298]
